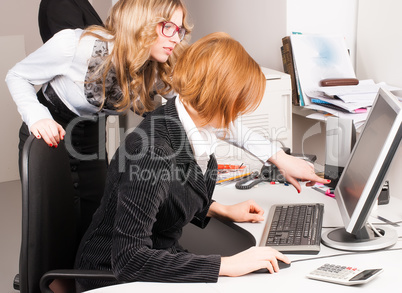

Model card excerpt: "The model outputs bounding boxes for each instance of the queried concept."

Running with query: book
[281,36,300,106]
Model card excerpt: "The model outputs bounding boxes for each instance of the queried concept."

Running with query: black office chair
[14,135,116,293]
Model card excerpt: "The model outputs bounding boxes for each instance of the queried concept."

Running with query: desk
[85,183,402,293]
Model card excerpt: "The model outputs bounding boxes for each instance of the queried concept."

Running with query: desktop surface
[84,183,402,293]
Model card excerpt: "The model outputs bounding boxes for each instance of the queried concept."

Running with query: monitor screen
[334,87,401,236]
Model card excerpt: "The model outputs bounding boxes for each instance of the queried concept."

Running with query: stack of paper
[289,33,401,127]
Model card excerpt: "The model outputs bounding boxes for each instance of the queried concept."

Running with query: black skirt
[18,87,108,240]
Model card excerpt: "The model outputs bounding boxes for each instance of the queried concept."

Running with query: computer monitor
[321,87,401,251]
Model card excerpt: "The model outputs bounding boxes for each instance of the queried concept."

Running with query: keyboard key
[263,203,324,254]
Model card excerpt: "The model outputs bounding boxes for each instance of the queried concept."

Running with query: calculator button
[307,264,383,286]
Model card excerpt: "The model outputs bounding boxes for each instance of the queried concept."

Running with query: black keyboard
[260,203,324,254]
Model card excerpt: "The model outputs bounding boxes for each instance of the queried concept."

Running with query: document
[290,33,356,106]
[305,80,400,102]
[289,33,401,127]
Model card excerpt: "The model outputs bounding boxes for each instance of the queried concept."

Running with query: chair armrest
[13,274,20,290]
[40,269,117,293]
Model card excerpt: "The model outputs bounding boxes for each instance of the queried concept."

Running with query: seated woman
[75,32,292,291]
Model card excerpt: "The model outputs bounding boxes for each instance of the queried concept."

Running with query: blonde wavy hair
[83,0,192,114]
[173,32,266,129]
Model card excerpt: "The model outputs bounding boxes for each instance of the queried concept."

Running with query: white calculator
[306,263,383,286]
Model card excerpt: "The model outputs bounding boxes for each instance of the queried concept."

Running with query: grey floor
[0,180,21,293]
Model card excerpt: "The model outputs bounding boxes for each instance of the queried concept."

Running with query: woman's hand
[220,246,291,276]
[208,200,264,223]
[30,118,66,147]
[268,149,330,193]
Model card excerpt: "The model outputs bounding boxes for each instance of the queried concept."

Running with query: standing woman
[16,0,105,239]
[6,0,192,239]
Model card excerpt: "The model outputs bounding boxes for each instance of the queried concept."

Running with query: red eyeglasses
[161,21,186,42]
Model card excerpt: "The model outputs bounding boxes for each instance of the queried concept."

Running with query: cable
[290,247,402,264]
[368,222,384,237]
[323,218,402,230]
[370,221,402,226]
[234,172,260,190]
[373,215,401,227]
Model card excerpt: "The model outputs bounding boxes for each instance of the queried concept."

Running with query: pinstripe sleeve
[112,146,221,283]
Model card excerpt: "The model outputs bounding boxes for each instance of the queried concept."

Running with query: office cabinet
[240,67,292,149]
[215,67,292,164]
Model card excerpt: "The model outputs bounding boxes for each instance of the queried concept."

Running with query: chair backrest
[19,135,77,293]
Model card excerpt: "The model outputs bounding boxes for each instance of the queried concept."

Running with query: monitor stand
[321,225,398,251]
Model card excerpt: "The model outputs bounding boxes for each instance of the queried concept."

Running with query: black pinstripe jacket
[75,98,221,291]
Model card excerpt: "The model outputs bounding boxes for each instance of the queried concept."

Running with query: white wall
[183,0,287,71]
[185,0,358,71]
[0,0,42,183]
[286,0,358,68]
[356,1,402,87]
[356,0,402,200]
[0,36,25,182]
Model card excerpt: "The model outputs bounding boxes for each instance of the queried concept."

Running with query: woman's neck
[181,100,205,128]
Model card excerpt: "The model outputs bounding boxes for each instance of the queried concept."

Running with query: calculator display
[350,269,382,281]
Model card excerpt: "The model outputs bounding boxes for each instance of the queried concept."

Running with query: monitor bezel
[334,87,402,235]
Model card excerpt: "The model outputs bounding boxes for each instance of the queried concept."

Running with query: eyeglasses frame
[160,21,186,42]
